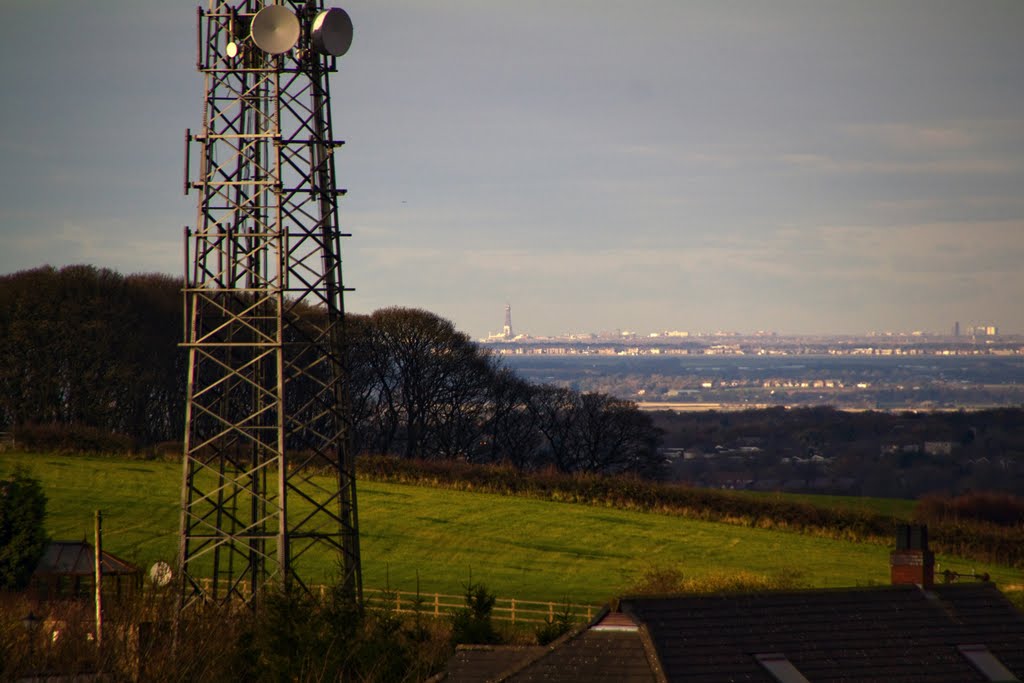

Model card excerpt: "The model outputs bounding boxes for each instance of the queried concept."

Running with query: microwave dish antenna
[150,561,173,588]
[250,4,300,54]
[312,8,353,56]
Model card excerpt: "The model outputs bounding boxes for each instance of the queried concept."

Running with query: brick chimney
[890,524,934,588]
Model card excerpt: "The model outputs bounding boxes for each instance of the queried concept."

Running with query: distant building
[924,441,954,457]
[968,324,999,337]
[502,303,513,339]
[482,304,518,342]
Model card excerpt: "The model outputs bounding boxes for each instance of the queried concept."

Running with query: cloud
[2,219,180,276]
[842,124,975,151]
[777,153,1019,175]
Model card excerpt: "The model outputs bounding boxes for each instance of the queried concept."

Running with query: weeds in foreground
[0,585,454,683]
[625,565,806,596]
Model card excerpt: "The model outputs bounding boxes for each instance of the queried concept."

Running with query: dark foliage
[0,266,186,446]
[534,601,575,646]
[0,586,453,682]
[0,469,48,590]
[451,581,501,645]
[13,422,136,454]
[653,405,1024,498]
[0,268,664,476]
[915,491,1024,528]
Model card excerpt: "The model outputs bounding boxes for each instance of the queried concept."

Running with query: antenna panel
[311,8,354,57]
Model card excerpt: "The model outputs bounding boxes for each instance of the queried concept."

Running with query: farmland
[3,452,1022,604]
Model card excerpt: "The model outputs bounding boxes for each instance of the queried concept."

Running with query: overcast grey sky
[1,1,1022,337]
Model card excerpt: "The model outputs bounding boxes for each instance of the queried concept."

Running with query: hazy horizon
[1,2,1022,339]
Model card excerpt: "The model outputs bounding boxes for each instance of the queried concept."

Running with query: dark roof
[440,611,661,683]
[505,627,658,682]
[619,583,1024,683]
[33,541,141,577]
[933,583,1024,676]
[443,645,545,683]
[439,583,1024,682]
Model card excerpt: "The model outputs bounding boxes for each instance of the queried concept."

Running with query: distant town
[480,306,1020,357]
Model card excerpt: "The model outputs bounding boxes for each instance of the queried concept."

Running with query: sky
[1,1,1023,338]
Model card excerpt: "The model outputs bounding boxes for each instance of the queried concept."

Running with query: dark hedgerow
[915,491,1024,528]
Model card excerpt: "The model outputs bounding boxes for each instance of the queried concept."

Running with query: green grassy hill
[4,453,1021,604]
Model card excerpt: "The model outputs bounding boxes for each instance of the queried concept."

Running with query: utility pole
[94,509,103,649]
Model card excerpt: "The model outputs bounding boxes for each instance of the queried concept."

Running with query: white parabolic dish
[311,8,353,57]
[250,5,301,55]
[149,561,173,587]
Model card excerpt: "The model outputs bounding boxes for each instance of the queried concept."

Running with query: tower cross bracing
[179,0,360,608]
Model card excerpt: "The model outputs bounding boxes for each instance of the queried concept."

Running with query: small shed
[30,541,142,601]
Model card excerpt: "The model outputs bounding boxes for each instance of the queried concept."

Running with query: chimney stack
[891,524,934,588]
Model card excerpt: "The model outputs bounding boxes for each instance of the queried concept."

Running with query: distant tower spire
[503,303,513,339]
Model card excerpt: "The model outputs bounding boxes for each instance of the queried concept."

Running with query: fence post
[511,598,516,624]
[434,593,439,616]
[587,605,592,621]
[549,602,554,620]
[396,591,401,612]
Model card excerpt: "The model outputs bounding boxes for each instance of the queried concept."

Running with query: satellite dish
[311,8,353,57]
[225,41,239,58]
[250,5,300,55]
[149,561,173,587]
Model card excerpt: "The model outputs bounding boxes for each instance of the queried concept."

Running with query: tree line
[0,265,662,477]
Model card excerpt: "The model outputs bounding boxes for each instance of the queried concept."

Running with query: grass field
[4,452,1021,604]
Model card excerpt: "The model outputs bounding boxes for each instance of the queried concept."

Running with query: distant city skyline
[1,2,1022,340]
[480,303,1008,341]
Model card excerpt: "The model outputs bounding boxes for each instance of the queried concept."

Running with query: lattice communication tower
[179,0,359,607]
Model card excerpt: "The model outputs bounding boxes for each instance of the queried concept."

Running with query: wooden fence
[361,588,598,625]
[194,579,599,625]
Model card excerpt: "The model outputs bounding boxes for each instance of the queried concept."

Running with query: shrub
[627,565,688,594]
[0,468,48,590]
[451,581,501,645]
[534,601,576,646]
